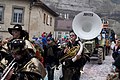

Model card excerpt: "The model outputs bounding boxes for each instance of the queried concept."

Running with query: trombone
[0,58,18,80]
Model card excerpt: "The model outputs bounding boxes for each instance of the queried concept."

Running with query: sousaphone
[72,11,102,62]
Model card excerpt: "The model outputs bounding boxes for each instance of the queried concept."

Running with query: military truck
[83,37,105,64]
[83,19,116,64]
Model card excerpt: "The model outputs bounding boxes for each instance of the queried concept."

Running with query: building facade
[0,0,58,40]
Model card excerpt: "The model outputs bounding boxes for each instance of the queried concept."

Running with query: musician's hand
[3,39,9,45]
[5,68,14,80]
[64,46,70,53]
[76,55,81,60]
[64,59,73,67]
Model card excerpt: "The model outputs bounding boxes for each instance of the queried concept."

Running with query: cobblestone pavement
[44,53,114,80]
[80,53,114,80]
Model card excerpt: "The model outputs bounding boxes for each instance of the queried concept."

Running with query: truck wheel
[98,47,103,64]
[103,46,106,60]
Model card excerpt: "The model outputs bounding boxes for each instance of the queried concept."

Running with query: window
[46,15,50,25]
[0,5,4,23]
[58,32,62,38]
[64,13,69,19]
[12,6,24,24]
[50,17,52,26]
[59,13,62,18]
[65,32,69,35]
[43,13,46,24]
[46,15,48,25]
[43,13,52,26]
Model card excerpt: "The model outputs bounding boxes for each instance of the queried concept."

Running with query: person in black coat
[44,37,59,80]
[60,30,89,80]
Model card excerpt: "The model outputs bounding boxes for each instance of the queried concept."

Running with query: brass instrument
[0,58,17,80]
[59,46,80,62]
[59,11,102,63]
[71,11,102,62]
[21,57,46,79]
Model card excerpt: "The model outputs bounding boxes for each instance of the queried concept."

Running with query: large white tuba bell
[72,11,102,62]
[72,11,102,40]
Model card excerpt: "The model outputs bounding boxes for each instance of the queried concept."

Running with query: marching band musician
[8,24,29,40]
[0,39,46,80]
[3,24,34,52]
[4,24,39,59]
[0,24,30,62]
[60,30,90,80]
[0,24,46,80]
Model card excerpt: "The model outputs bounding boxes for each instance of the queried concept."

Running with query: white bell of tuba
[72,11,102,62]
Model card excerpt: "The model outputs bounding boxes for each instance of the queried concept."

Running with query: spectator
[44,37,59,80]
[47,32,52,38]
[112,39,120,60]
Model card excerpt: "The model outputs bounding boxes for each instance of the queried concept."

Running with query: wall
[0,0,30,39]
[0,0,56,40]
[29,5,55,39]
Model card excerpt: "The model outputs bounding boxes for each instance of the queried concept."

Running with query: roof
[32,1,59,17]
[55,19,72,31]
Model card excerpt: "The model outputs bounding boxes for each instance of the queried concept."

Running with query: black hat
[8,24,26,37]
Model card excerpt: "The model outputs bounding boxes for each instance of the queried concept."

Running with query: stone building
[0,0,58,40]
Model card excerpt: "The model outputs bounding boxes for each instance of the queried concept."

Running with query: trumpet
[1,58,18,80]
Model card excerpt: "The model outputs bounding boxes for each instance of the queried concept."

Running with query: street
[44,51,114,80]
[80,53,114,80]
